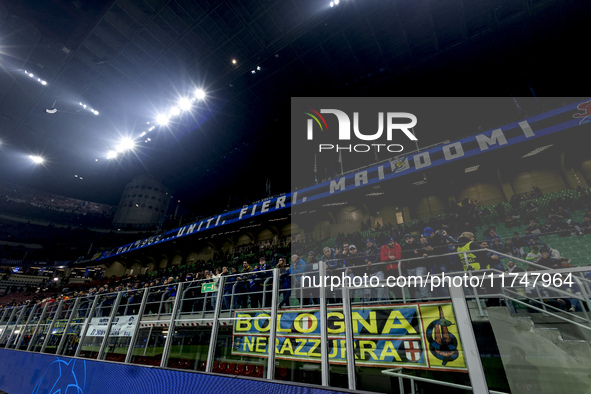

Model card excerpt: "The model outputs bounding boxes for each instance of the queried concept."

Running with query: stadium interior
[0,1,590,393]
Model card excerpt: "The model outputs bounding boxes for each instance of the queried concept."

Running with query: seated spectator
[505,260,525,274]
[482,226,496,239]
[511,232,527,257]
[537,248,559,269]
[546,245,562,259]
[504,212,520,228]
[502,239,521,258]
[547,205,570,220]
[566,219,584,236]
[525,245,542,264]
[490,238,504,253]
[487,229,503,246]
[526,220,542,234]
[523,229,543,246]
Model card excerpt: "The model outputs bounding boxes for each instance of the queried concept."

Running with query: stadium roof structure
[0,0,588,215]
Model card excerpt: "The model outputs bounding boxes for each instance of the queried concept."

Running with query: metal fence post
[449,285,489,394]
[97,292,123,360]
[160,282,184,368]
[41,300,65,353]
[4,306,27,348]
[0,309,9,335]
[0,308,16,345]
[205,277,225,373]
[56,298,81,355]
[27,303,49,352]
[341,285,356,390]
[319,260,329,386]
[266,269,280,380]
[125,289,150,364]
[75,295,100,357]
[14,304,37,350]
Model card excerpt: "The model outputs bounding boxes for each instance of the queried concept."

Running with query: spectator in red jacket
[380,237,402,300]
[380,237,401,276]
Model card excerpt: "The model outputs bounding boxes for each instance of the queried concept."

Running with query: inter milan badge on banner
[425,305,459,366]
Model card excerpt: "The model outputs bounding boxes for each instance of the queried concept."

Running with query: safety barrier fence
[0,250,590,393]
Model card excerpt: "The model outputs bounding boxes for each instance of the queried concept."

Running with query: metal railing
[0,251,589,393]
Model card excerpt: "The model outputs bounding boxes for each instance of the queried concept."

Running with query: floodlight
[194,89,206,100]
[169,106,181,117]
[156,114,169,126]
[178,97,192,111]
[29,155,44,164]
[116,137,135,153]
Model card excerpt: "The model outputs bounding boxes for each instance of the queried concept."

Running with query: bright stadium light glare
[116,137,135,153]
[29,155,44,164]
[169,106,181,117]
[178,97,192,111]
[194,89,206,100]
[156,114,169,126]
[106,150,118,160]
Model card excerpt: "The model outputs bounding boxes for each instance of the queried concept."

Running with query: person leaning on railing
[254,257,273,308]
[235,261,252,309]
[221,267,235,310]
[322,247,341,304]
[276,258,291,308]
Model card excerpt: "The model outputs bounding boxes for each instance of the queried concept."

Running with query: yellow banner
[231,302,466,371]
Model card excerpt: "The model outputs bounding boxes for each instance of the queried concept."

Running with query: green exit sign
[201,282,216,293]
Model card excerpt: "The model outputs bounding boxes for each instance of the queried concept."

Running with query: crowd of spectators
[2,186,591,315]
[2,210,590,315]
